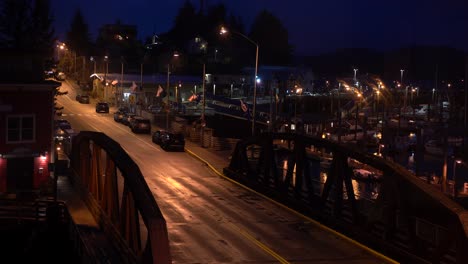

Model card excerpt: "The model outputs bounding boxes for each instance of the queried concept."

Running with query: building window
[6,115,35,143]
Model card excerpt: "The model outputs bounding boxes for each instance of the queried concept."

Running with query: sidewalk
[184,140,233,177]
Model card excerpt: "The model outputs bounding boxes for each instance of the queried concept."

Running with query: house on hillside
[0,51,60,194]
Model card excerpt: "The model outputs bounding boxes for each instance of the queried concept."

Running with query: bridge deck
[57,175,128,263]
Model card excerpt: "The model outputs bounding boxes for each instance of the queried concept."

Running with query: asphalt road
[55,80,395,263]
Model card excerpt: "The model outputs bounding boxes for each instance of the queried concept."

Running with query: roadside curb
[184,147,398,264]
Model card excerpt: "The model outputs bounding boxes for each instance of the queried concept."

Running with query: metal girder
[70,131,171,264]
[225,132,468,264]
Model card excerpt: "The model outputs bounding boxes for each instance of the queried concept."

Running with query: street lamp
[401,69,408,110]
[201,63,206,127]
[220,25,259,136]
[353,68,358,83]
[90,56,96,73]
[166,52,180,130]
[104,56,109,101]
[453,159,462,197]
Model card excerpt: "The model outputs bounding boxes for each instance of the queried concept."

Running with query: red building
[0,52,60,194]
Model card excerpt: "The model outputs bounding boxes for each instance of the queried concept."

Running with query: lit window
[6,115,35,143]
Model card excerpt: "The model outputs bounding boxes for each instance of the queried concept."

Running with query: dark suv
[129,117,151,134]
[152,130,185,151]
[79,95,90,104]
[96,102,109,113]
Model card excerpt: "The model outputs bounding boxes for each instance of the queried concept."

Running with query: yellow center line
[184,149,289,263]
[185,148,399,264]
[229,222,290,264]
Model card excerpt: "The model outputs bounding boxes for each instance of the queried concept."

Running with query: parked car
[117,106,130,113]
[79,95,90,104]
[54,119,75,136]
[56,71,66,81]
[96,102,110,113]
[113,110,127,122]
[54,119,71,130]
[152,130,185,151]
[121,113,137,126]
[129,117,151,134]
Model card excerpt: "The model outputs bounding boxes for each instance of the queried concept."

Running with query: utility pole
[120,59,124,107]
[166,64,170,130]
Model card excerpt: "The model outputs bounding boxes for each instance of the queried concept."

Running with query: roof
[93,73,202,86]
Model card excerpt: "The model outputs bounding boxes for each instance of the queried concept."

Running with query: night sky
[51,0,468,56]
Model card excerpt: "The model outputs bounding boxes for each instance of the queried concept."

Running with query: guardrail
[224,132,468,264]
[69,131,171,264]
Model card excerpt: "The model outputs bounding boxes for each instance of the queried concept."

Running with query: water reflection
[275,149,381,201]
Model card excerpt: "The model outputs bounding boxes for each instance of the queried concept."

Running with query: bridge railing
[225,132,468,264]
[69,131,171,264]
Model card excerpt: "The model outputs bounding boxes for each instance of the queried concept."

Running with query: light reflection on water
[277,155,381,201]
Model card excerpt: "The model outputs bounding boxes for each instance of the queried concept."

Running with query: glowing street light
[220,25,259,136]
[90,56,96,73]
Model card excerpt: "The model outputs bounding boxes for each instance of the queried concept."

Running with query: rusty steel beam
[121,184,142,253]
[225,132,468,264]
[90,144,101,199]
[70,131,171,264]
[101,157,119,223]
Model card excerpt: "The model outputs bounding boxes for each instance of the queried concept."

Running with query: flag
[156,85,163,97]
[240,99,251,121]
[111,79,118,86]
[240,99,248,112]
[188,91,197,102]
[130,81,137,92]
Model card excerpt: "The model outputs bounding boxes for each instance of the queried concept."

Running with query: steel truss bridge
[224,132,468,264]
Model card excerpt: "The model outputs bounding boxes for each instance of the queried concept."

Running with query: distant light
[220,26,228,35]
[256,77,261,84]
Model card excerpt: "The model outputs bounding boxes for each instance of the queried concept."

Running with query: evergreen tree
[66,8,91,57]
[0,0,32,50]
[249,10,293,65]
[0,0,55,78]
[30,0,54,57]
[168,0,199,50]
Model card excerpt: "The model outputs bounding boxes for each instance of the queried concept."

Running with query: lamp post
[401,69,408,110]
[166,63,171,130]
[202,63,206,126]
[104,56,108,101]
[90,56,96,74]
[119,62,122,107]
[166,52,180,130]
[353,68,358,83]
[453,159,462,197]
[220,26,259,136]
[355,93,361,141]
